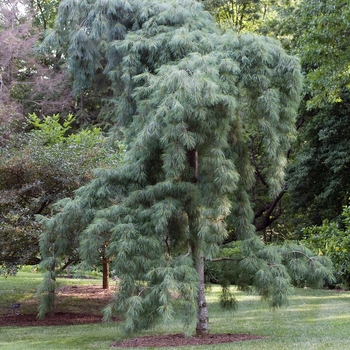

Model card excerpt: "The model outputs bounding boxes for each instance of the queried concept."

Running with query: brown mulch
[56,284,115,300]
[0,312,120,327]
[0,284,263,348]
[0,284,118,327]
[112,333,264,348]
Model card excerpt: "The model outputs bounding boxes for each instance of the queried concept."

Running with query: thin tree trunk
[102,257,109,289]
[195,256,209,336]
[48,270,56,317]
[80,91,84,113]
[65,256,71,277]
[36,0,48,30]
[188,147,209,336]
[187,149,198,182]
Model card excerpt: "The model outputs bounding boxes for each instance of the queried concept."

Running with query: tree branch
[211,257,238,262]
[254,186,286,232]
[290,250,314,262]
[57,257,79,274]
[138,286,152,297]
[35,0,47,30]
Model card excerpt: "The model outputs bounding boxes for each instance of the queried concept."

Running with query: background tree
[0,114,122,275]
[37,0,333,337]
[0,0,37,122]
[30,0,60,30]
[287,98,350,227]
[199,0,293,33]
[0,0,74,125]
[302,206,350,288]
[281,0,350,230]
[295,0,350,109]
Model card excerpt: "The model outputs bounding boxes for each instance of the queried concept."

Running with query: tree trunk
[195,256,209,336]
[102,257,109,289]
[187,149,198,182]
[65,256,71,277]
[188,148,209,336]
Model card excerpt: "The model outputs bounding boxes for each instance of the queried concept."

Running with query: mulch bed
[112,333,264,348]
[0,284,118,327]
[0,312,120,327]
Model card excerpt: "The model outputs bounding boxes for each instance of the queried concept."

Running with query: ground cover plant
[1,270,350,349]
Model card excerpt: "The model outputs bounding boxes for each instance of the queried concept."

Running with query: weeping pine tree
[38,0,334,336]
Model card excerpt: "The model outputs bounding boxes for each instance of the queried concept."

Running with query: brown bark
[187,149,198,182]
[254,187,286,232]
[102,257,109,289]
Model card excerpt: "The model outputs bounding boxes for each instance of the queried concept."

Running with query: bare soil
[112,333,264,348]
[0,284,263,348]
[0,311,115,327]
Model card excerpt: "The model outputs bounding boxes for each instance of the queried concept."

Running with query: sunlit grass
[1,270,350,349]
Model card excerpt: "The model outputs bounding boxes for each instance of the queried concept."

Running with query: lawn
[1,269,350,349]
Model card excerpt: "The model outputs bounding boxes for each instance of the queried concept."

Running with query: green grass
[1,270,350,349]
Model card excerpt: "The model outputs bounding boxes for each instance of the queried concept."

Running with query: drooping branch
[138,286,152,297]
[289,250,315,262]
[211,257,238,262]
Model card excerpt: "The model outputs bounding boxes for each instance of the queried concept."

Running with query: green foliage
[302,206,350,288]
[199,0,288,33]
[36,0,333,337]
[207,238,334,308]
[0,114,123,271]
[267,0,350,232]
[287,97,350,226]
[31,0,60,30]
[296,0,350,109]
[0,263,18,278]
[28,113,76,144]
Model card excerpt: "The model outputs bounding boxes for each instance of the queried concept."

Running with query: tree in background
[200,0,264,31]
[0,0,38,122]
[282,0,350,229]
[295,0,350,109]
[0,0,74,124]
[287,98,350,227]
[0,0,106,129]
[39,0,122,126]
[0,114,122,275]
[199,0,294,33]
[37,0,334,337]
[302,206,350,288]
[30,0,60,30]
